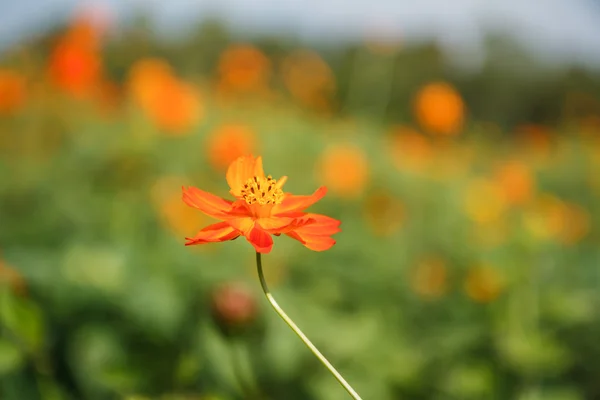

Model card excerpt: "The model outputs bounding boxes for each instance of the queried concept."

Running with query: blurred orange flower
[217,44,271,96]
[206,124,257,171]
[151,176,208,238]
[413,82,465,136]
[0,69,26,114]
[48,16,102,97]
[386,126,432,172]
[362,191,404,236]
[463,178,508,224]
[183,155,341,254]
[316,144,369,198]
[410,257,447,300]
[464,265,504,303]
[128,58,202,134]
[281,50,336,112]
[494,161,535,206]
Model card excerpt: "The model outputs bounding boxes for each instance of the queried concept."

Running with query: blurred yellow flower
[386,126,432,172]
[413,82,465,136]
[410,257,447,300]
[316,143,369,198]
[206,124,257,171]
[362,191,404,236]
[0,69,26,114]
[151,176,208,238]
[128,58,202,134]
[523,195,590,245]
[469,217,509,249]
[464,265,504,303]
[217,44,271,96]
[463,178,508,224]
[494,161,535,206]
[281,49,336,113]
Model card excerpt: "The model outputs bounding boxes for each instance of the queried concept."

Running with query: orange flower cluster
[281,50,336,112]
[413,82,465,136]
[48,15,103,97]
[206,124,257,171]
[0,69,26,114]
[183,155,340,254]
[217,45,271,97]
[128,59,202,134]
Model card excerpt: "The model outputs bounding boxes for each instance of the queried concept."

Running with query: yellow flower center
[241,175,284,205]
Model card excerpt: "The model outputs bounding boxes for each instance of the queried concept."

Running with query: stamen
[240,175,285,206]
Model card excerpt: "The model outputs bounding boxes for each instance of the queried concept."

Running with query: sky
[2,0,600,67]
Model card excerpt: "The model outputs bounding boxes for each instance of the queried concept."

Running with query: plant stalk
[255,252,362,400]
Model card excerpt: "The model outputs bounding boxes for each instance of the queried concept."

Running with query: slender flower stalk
[255,252,362,400]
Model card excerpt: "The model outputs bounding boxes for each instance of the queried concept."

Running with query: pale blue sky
[2,0,600,67]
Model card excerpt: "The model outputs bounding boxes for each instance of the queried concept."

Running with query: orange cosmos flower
[48,16,102,98]
[206,124,257,171]
[413,82,465,136]
[0,69,26,114]
[316,144,369,198]
[183,155,341,253]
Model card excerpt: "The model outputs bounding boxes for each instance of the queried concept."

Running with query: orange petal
[292,213,341,235]
[285,231,336,251]
[271,186,328,216]
[227,217,255,235]
[247,225,273,253]
[284,213,340,251]
[226,155,265,197]
[185,222,240,246]
[228,217,274,253]
[182,186,233,219]
[256,216,295,233]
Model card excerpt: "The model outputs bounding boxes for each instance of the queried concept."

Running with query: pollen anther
[241,175,284,205]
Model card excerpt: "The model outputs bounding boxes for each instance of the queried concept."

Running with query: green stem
[255,252,362,400]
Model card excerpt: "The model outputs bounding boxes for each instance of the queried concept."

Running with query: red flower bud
[210,282,258,337]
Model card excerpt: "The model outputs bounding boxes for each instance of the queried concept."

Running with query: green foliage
[1,14,600,400]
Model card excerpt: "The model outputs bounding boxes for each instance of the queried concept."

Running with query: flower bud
[210,282,259,338]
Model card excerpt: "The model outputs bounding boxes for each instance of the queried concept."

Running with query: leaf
[0,338,25,375]
[0,290,45,353]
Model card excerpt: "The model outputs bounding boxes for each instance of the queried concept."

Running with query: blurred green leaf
[0,338,25,375]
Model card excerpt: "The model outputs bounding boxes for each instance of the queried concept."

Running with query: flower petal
[284,213,341,251]
[292,213,341,235]
[285,231,337,251]
[226,155,265,197]
[228,217,274,253]
[256,216,296,233]
[182,186,233,219]
[247,225,273,253]
[185,222,240,246]
[271,186,328,216]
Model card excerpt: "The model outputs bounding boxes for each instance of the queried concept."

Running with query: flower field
[1,10,600,400]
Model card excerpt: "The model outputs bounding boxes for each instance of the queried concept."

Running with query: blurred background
[1,1,600,399]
